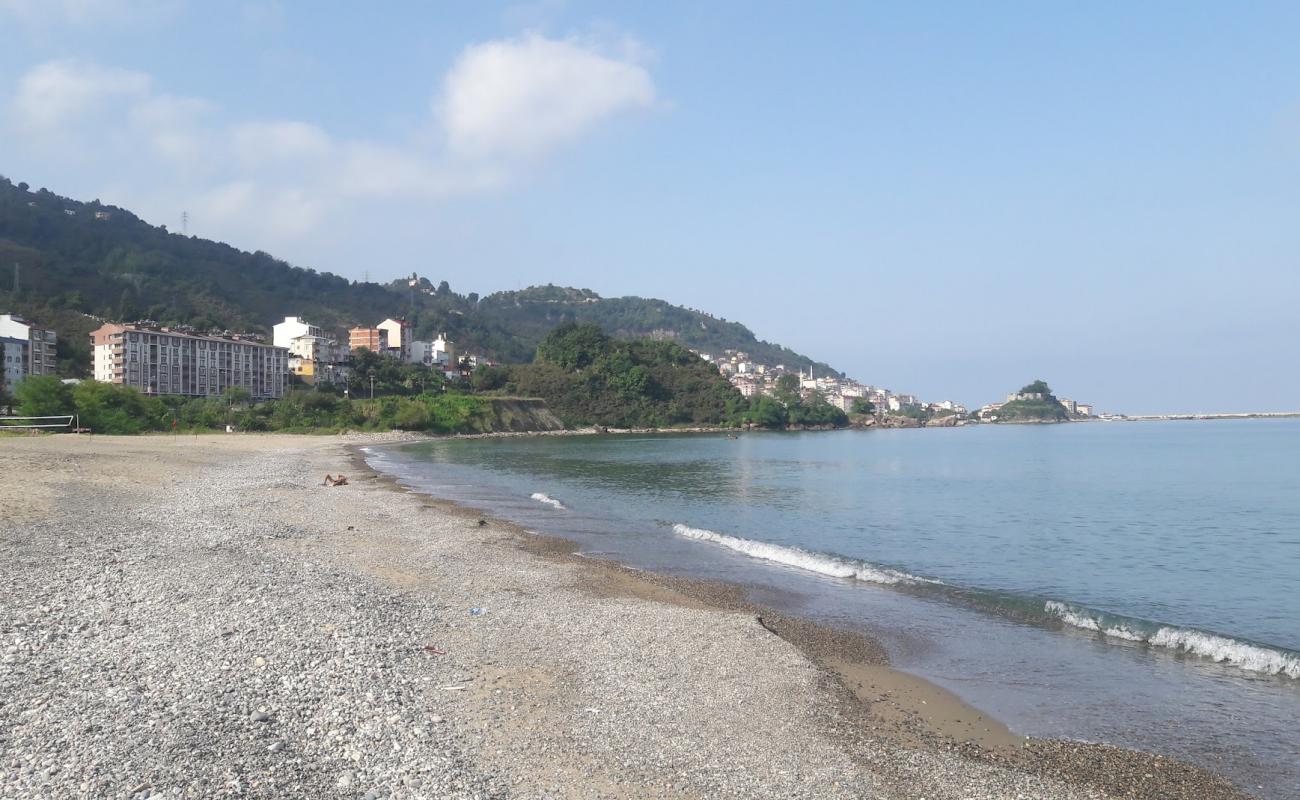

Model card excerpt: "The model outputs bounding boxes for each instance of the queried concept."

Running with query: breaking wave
[530,492,566,510]
[671,523,1300,681]
[1045,601,1300,679]
[670,524,926,586]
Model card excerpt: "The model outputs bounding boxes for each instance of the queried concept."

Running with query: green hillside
[0,176,838,377]
[989,380,1071,423]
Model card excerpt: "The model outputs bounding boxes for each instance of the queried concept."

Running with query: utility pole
[369,373,375,400]
[13,263,19,294]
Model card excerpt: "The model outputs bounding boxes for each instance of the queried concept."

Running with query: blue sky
[3,2,1298,413]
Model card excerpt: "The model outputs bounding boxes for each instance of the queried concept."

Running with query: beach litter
[423,644,447,655]
[469,607,487,616]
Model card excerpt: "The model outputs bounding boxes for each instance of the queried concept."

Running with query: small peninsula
[978,380,1073,423]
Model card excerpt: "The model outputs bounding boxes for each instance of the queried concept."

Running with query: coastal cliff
[478,398,566,433]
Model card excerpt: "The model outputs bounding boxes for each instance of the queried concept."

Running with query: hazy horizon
[3,2,1298,415]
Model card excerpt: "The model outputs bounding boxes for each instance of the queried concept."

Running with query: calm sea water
[365,420,1300,798]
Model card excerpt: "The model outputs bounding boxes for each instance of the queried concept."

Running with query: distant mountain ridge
[0,175,839,377]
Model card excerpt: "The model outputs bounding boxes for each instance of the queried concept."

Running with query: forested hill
[0,176,838,377]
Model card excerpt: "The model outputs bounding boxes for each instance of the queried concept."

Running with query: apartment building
[272,316,324,349]
[348,326,388,353]
[376,318,410,361]
[287,335,349,385]
[1,336,26,390]
[90,323,288,399]
[0,313,58,376]
[274,316,349,385]
[409,332,457,368]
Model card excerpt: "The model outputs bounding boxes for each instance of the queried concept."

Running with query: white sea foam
[1045,601,1102,632]
[1148,627,1300,679]
[671,524,917,585]
[530,492,566,510]
[1046,601,1300,678]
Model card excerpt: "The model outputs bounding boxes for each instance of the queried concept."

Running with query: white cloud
[130,94,215,163]
[13,59,150,130]
[231,120,334,165]
[439,33,657,160]
[3,32,660,253]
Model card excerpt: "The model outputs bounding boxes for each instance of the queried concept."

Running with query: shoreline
[350,441,1251,800]
[1,433,1253,798]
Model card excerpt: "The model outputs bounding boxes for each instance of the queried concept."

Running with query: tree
[72,380,151,433]
[1020,380,1052,397]
[15,375,75,417]
[851,397,876,415]
[222,386,251,414]
[535,322,610,371]
[773,374,801,402]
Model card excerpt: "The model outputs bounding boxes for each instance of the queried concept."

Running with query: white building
[828,394,856,413]
[272,316,323,350]
[2,336,27,391]
[0,313,58,377]
[90,323,288,399]
[289,336,349,385]
[408,333,457,368]
[274,316,348,385]
[377,318,410,362]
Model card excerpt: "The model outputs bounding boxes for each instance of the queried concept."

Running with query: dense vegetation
[990,380,1070,422]
[7,374,507,435]
[0,177,838,378]
[475,324,847,429]
[476,322,746,428]
[477,285,840,377]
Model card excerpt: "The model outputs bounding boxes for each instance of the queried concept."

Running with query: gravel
[0,434,1177,798]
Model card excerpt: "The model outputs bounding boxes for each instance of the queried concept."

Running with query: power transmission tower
[181,211,189,235]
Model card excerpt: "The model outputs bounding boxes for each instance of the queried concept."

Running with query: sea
[362,419,1300,798]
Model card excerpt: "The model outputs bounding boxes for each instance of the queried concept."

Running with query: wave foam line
[530,492,566,510]
[1046,601,1300,678]
[671,524,921,586]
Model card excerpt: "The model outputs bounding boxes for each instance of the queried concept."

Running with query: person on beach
[322,474,349,486]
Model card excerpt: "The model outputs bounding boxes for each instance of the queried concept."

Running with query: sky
[2,1,1298,414]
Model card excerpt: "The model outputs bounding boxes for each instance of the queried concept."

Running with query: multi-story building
[272,316,324,349]
[89,323,288,399]
[1,336,27,391]
[287,335,350,385]
[409,333,458,368]
[274,316,348,385]
[348,326,388,353]
[376,318,410,361]
[0,313,58,376]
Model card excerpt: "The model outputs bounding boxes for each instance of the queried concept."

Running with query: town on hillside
[1,310,492,403]
[2,309,1107,424]
[693,347,968,421]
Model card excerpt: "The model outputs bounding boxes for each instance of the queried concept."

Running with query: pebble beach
[0,434,1251,799]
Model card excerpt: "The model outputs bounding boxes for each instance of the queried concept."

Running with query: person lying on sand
[322,474,349,487]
